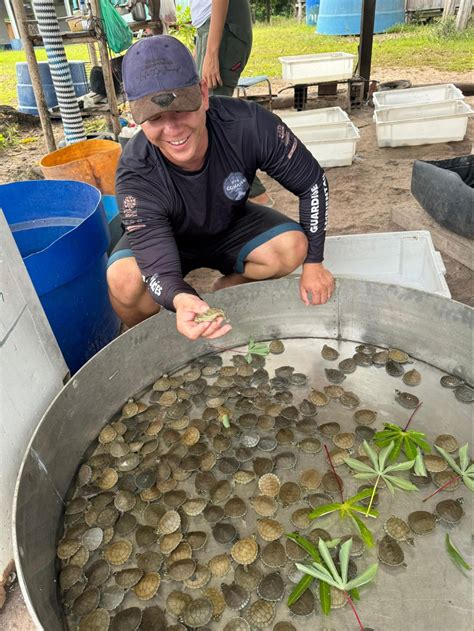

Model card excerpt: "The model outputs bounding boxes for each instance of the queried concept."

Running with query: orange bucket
[40,139,122,195]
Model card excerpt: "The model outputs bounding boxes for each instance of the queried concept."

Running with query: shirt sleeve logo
[223,172,249,201]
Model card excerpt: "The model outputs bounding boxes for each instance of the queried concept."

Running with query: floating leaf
[446,533,471,571]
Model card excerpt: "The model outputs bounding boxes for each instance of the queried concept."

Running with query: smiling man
[107,35,334,341]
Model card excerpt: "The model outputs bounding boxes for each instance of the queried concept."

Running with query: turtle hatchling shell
[257,518,284,542]
[319,422,340,438]
[278,482,302,506]
[251,495,278,517]
[234,563,262,592]
[340,391,360,409]
[273,623,297,631]
[258,473,281,497]
[234,470,256,485]
[384,516,414,545]
[231,537,259,565]
[454,384,474,403]
[109,607,142,631]
[290,508,312,530]
[297,437,322,454]
[325,368,346,384]
[433,470,461,491]
[440,374,464,389]
[285,539,308,562]
[324,384,345,399]
[434,434,459,453]
[377,536,405,567]
[274,451,297,470]
[386,360,404,377]
[338,358,357,374]
[333,432,355,449]
[224,618,250,631]
[288,588,314,617]
[435,498,464,524]
[309,390,330,406]
[321,344,339,360]
[424,455,448,473]
[72,586,100,617]
[133,572,160,600]
[246,599,275,628]
[213,522,237,545]
[202,587,226,620]
[403,369,421,387]
[299,468,322,490]
[353,409,377,425]
[221,582,250,610]
[261,541,286,568]
[257,571,285,602]
[182,598,213,628]
[167,590,193,618]
[407,511,438,535]
[395,390,420,410]
[225,496,248,519]
[79,608,110,631]
[115,568,143,589]
[339,535,365,557]
[104,540,133,566]
[208,554,232,578]
[322,471,344,495]
[168,558,197,581]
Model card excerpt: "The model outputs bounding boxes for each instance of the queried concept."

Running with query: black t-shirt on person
[116,96,328,311]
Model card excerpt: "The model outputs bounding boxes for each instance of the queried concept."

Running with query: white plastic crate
[280,106,350,130]
[373,83,464,110]
[293,231,450,297]
[291,121,360,167]
[279,52,355,83]
[374,100,473,147]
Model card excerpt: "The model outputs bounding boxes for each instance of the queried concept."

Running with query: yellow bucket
[40,139,122,195]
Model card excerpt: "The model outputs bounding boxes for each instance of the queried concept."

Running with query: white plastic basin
[373,83,464,110]
[290,121,360,167]
[279,52,355,83]
[280,106,350,129]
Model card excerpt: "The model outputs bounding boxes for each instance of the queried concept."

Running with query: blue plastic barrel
[306,0,321,25]
[317,0,405,35]
[0,180,120,374]
[16,61,89,115]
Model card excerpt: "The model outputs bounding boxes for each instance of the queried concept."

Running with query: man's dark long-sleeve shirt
[116,97,328,311]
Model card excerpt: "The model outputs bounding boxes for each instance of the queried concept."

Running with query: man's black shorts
[108,202,304,276]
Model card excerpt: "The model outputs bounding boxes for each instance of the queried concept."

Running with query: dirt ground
[0,63,473,631]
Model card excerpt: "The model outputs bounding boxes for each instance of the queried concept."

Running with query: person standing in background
[190,0,271,205]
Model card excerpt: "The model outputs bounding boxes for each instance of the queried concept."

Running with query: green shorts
[195,17,252,94]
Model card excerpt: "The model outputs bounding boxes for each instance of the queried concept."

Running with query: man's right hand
[173,293,232,341]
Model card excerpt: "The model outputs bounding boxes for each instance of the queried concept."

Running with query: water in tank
[317,0,405,35]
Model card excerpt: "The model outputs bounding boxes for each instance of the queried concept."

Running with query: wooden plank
[456,0,473,29]
[442,0,457,19]
[392,204,473,270]
[10,0,56,152]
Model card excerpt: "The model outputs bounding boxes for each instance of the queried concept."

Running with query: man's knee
[107,258,146,308]
[275,231,308,275]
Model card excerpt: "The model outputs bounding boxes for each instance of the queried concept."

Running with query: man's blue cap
[123,35,202,124]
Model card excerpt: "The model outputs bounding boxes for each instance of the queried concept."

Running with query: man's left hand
[299,262,335,306]
[202,51,223,90]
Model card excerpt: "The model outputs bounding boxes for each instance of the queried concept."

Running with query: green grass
[1,18,472,106]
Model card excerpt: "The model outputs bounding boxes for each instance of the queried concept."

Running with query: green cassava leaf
[320,581,331,615]
[295,562,341,590]
[349,587,360,601]
[383,476,395,494]
[345,563,378,591]
[343,457,375,474]
[459,443,469,471]
[308,503,342,520]
[385,475,419,492]
[378,442,394,471]
[446,533,471,571]
[351,514,375,548]
[353,472,378,481]
[288,573,314,606]
[349,504,379,518]
[403,436,418,460]
[346,487,375,503]
[414,448,428,477]
[435,445,462,475]
[286,533,321,563]
[362,440,379,468]
[384,459,415,473]
[339,539,351,584]
[318,538,342,585]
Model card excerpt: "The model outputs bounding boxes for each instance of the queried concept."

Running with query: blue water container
[317,0,405,35]
[306,0,321,25]
[0,180,120,374]
[16,61,89,115]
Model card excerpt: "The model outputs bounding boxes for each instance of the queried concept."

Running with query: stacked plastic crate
[372,84,472,147]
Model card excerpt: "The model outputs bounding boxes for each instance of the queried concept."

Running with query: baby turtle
[115,568,144,589]
[253,457,274,476]
[409,470,432,488]
[269,339,285,354]
[246,599,275,628]
[167,591,193,618]
[194,308,226,323]
[321,344,339,361]
[261,541,286,568]
[104,540,133,566]
[339,535,365,558]
[182,597,213,628]
[297,437,322,454]
[324,384,345,399]
[160,532,183,555]
[372,350,389,366]
[183,564,212,590]
[377,536,406,568]
[455,384,474,403]
[109,607,142,631]
[224,496,248,519]
[273,623,297,631]
[202,586,226,620]
[395,390,420,410]
[257,571,285,602]
[213,522,237,545]
[329,586,347,610]
[424,455,448,473]
[325,368,346,384]
[208,554,232,578]
[278,482,302,506]
[234,563,263,592]
[340,391,360,409]
[158,510,181,535]
[333,432,355,450]
[285,539,308,562]
[79,609,110,631]
[353,352,373,367]
[339,358,357,374]
[440,374,464,389]
[258,436,278,452]
[258,473,281,497]
[257,518,284,542]
[434,434,459,453]
[251,495,278,517]
[319,422,340,438]
[322,471,344,495]
[168,558,197,582]
[355,426,376,441]
[407,511,438,535]
[290,508,312,530]
[274,451,297,470]
[357,484,379,507]
[306,493,333,510]
[403,369,421,387]
[299,468,322,490]
[203,505,225,525]
[433,470,461,491]
[328,448,350,467]
[309,390,330,407]
[221,582,251,611]
[139,607,167,630]
[385,360,404,377]
[389,348,410,364]
[72,586,101,617]
[435,498,464,525]
[234,470,257,486]
[133,572,161,601]
[384,516,415,546]
[288,588,314,617]
[231,537,259,566]
[224,618,250,631]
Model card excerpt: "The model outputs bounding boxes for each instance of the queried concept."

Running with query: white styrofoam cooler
[293,231,450,298]
[280,106,350,129]
[372,83,464,110]
[374,100,472,147]
[279,52,355,83]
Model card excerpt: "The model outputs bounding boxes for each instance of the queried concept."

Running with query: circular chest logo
[223,172,249,201]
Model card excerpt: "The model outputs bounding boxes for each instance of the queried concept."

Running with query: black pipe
[359,0,376,98]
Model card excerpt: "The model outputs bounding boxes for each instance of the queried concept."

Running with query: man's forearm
[207,0,229,54]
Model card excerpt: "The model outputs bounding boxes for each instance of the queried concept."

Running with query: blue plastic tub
[317,0,405,35]
[0,180,120,373]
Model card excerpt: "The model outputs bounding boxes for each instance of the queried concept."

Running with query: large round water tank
[306,0,321,25]
[16,60,89,115]
[317,0,405,35]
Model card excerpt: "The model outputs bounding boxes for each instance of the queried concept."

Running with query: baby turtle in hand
[384,516,415,546]
[407,511,438,535]
[377,536,406,568]
[435,498,464,525]
[194,308,227,323]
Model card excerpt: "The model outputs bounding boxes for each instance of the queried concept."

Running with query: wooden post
[87,42,98,67]
[89,0,121,136]
[10,0,56,152]
[456,0,472,29]
[442,0,457,20]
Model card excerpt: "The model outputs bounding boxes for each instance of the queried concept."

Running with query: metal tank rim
[12,277,473,629]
